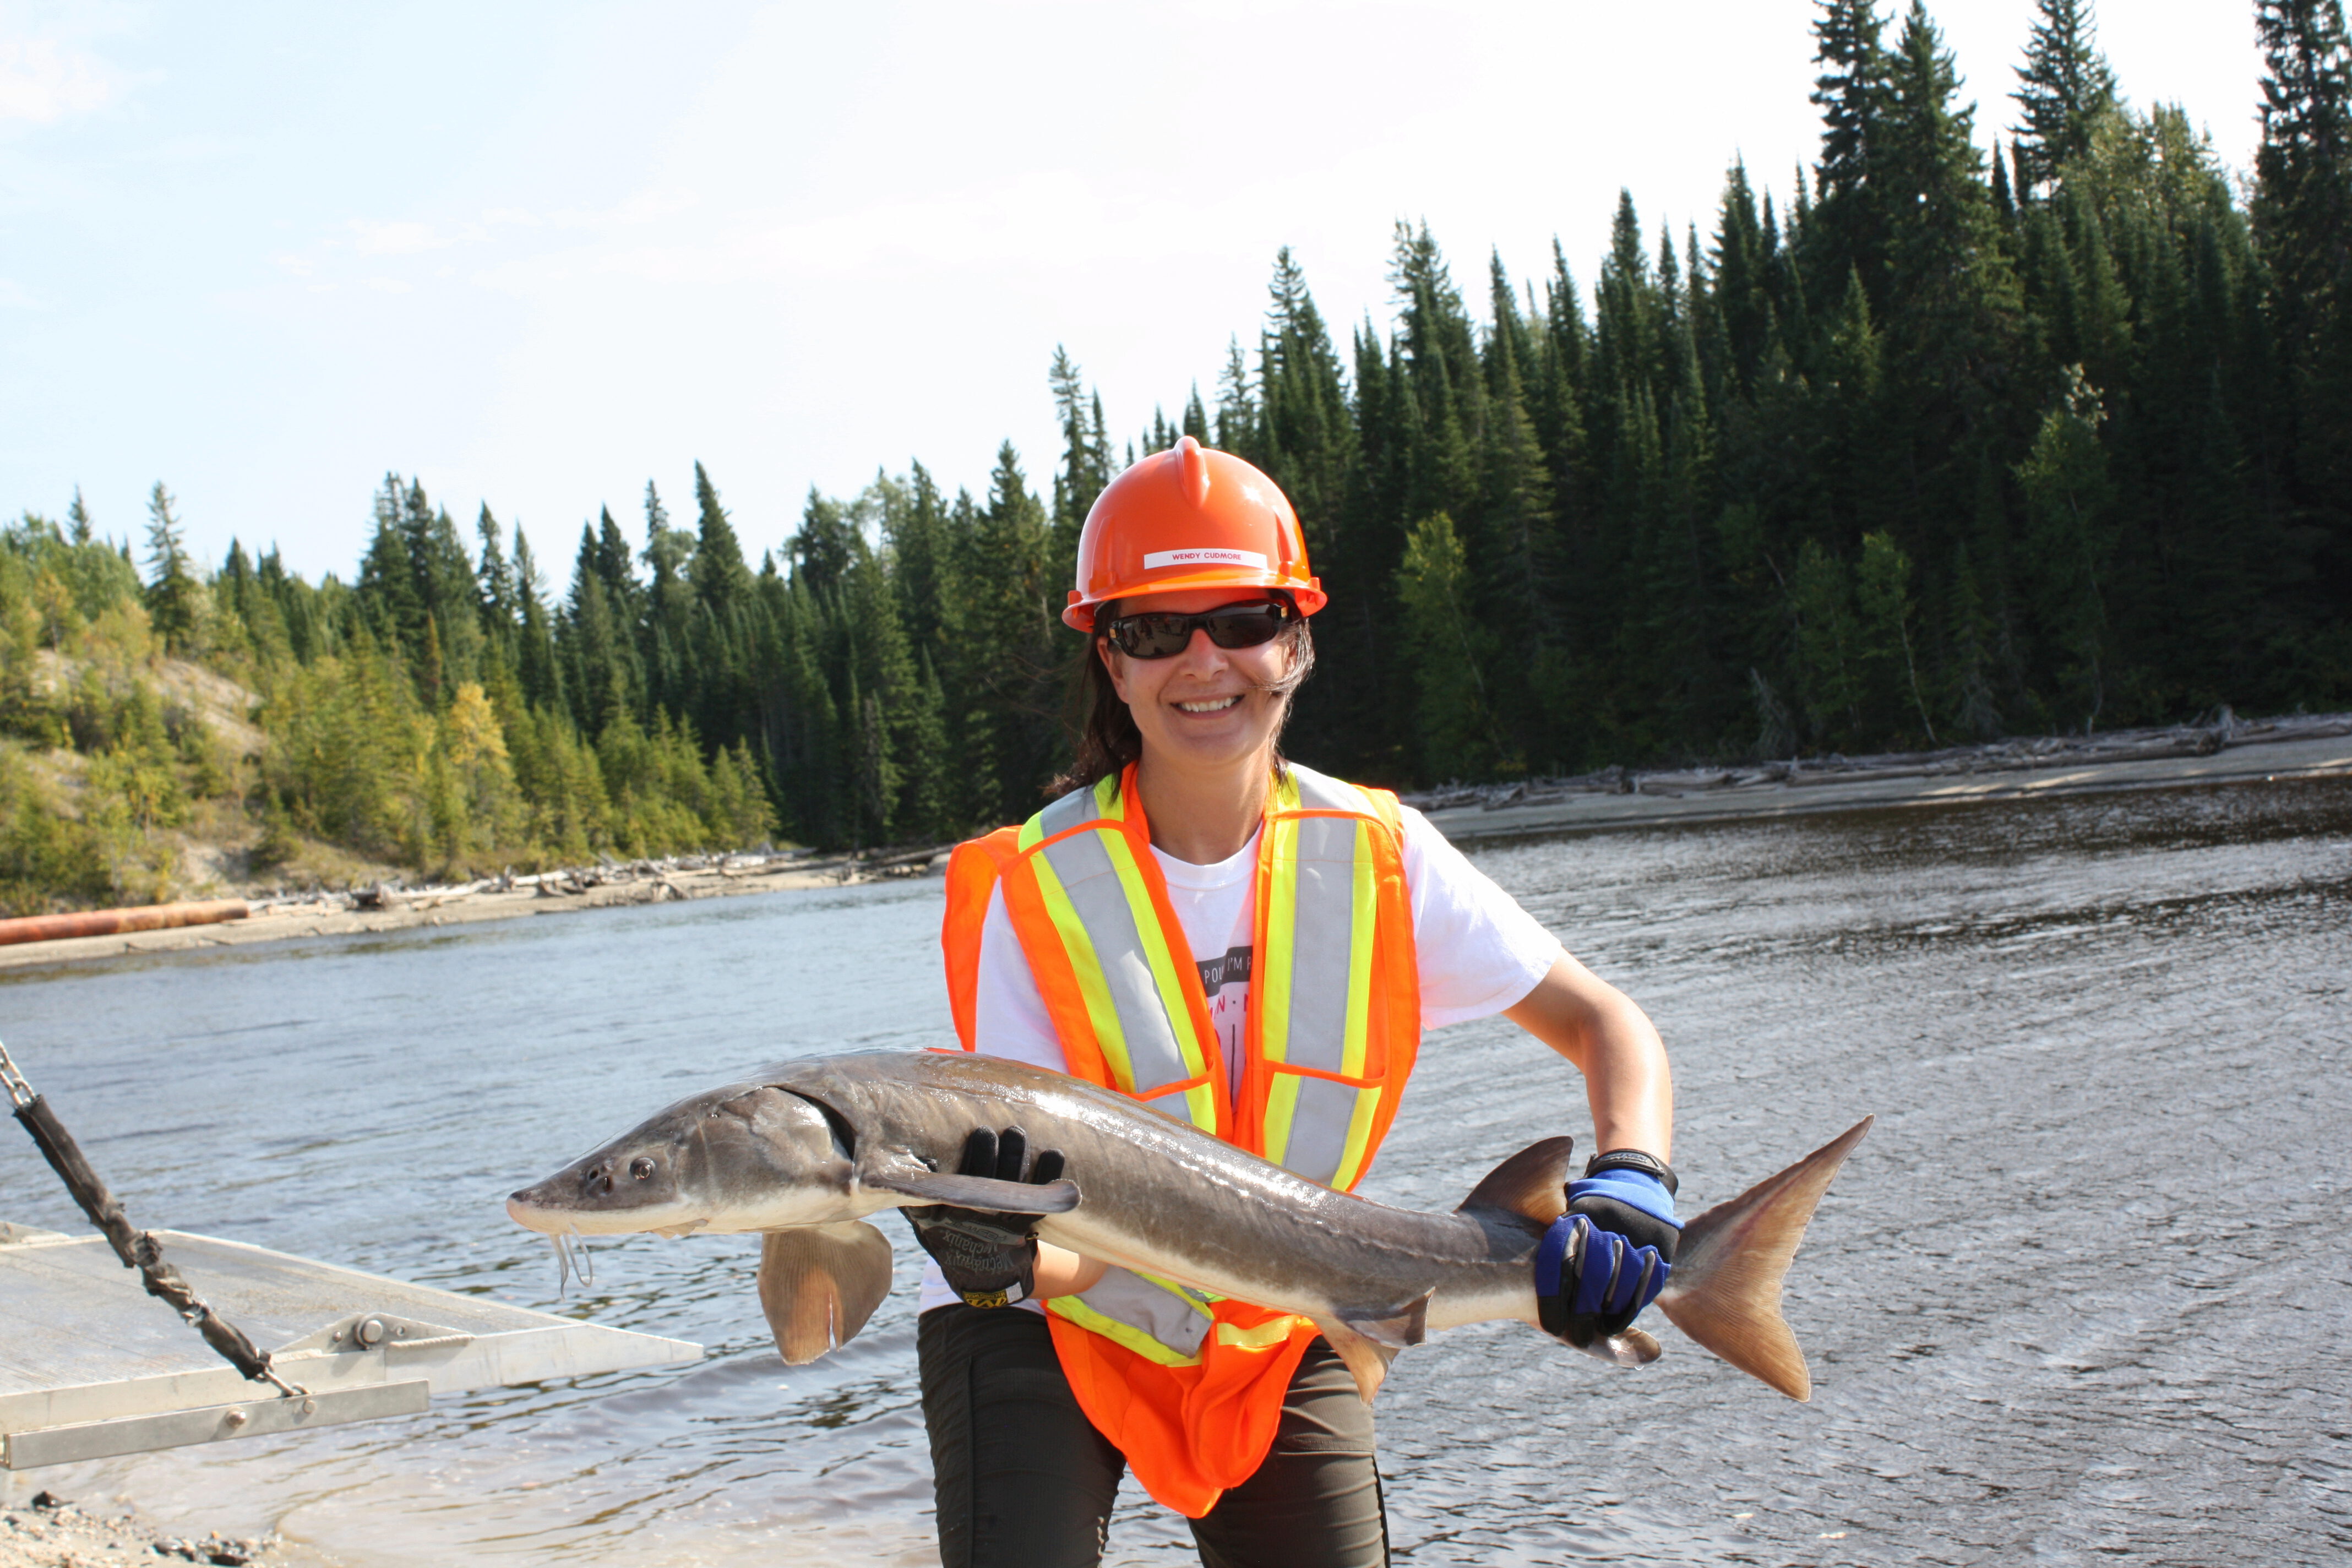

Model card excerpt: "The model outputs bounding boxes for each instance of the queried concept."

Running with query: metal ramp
[1,1223,699,1469]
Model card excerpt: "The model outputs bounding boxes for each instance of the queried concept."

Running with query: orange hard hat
[1064,435,1325,632]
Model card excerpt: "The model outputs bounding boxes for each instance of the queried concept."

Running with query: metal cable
[2,1035,304,1398]
[0,1037,32,1110]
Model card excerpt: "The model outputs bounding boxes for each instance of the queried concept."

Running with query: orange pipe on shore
[0,899,251,947]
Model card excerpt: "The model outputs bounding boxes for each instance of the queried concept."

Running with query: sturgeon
[507,1049,1870,1402]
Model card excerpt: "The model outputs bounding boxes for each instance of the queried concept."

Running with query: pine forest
[3,0,2349,913]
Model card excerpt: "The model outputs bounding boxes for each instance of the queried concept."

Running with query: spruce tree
[1809,0,1892,300]
[2012,0,2121,195]
[2253,0,2352,609]
[142,482,200,654]
[689,461,754,612]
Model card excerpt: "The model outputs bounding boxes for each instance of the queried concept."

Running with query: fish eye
[629,1157,656,1180]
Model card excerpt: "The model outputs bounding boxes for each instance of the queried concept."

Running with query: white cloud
[347,219,451,257]
[0,36,115,124]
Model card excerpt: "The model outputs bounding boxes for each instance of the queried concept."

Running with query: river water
[3,777,2347,1566]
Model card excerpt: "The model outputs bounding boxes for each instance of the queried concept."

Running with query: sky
[0,1,2271,583]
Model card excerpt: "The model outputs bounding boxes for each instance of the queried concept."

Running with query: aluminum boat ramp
[1,1221,699,1470]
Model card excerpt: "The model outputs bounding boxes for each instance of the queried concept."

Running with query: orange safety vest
[940,760,1421,1517]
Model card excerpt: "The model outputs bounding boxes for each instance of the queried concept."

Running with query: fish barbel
[507,1049,1869,1401]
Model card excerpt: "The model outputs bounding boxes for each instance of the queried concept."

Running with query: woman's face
[1099,588,1298,777]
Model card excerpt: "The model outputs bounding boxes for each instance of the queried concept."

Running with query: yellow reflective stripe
[1214,1314,1314,1351]
[1341,819,1375,1078]
[1098,829,1218,1126]
[1328,1082,1385,1193]
[1094,771,1125,820]
[1258,807,1302,1164]
[1027,842,1134,1085]
[1046,1296,1202,1368]
[1262,1072,1302,1170]
[1325,820,1384,1190]
[1259,814,1300,1067]
[1016,814,1046,851]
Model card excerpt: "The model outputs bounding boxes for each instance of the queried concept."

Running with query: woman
[913,437,1678,1568]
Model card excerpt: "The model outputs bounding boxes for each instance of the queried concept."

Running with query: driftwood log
[0,900,249,948]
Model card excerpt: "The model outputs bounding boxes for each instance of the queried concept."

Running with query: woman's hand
[903,1126,1069,1308]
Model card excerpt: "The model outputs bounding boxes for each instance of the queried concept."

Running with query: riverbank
[0,846,946,972]
[0,1488,293,1567]
[8,713,2346,972]
[1411,710,2352,841]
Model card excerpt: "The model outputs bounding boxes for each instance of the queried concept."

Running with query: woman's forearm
[1033,1242,1108,1299]
[1502,950,1674,1159]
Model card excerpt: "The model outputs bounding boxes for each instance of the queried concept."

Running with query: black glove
[903,1126,1068,1308]
[1536,1153,1681,1342]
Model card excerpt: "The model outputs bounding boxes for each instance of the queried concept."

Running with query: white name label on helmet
[1143,548,1268,570]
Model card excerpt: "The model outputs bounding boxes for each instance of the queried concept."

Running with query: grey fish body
[787,1052,1538,1331]
[509,1049,1869,1401]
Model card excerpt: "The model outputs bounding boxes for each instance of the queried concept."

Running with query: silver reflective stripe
[1036,783,1105,840]
[1268,771,1380,1185]
[1287,767,1369,813]
[1278,1076,1363,1188]
[1035,827,1196,1104]
[1071,1266,1213,1358]
[1276,814,1362,1077]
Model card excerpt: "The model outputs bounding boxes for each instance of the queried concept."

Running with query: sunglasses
[1102,600,1294,660]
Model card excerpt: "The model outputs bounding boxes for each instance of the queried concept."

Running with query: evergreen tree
[2012,0,2121,194]
[1809,0,1893,299]
[1048,347,1112,584]
[689,461,753,612]
[2253,0,2352,609]
[1395,513,1497,777]
[142,483,200,654]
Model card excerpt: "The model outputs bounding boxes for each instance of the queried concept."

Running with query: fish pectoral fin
[862,1167,1082,1213]
[757,1221,894,1365]
[1311,1315,1402,1405]
[1577,1326,1663,1369]
[1338,1289,1433,1352]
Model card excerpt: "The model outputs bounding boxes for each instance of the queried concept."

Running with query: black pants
[918,1304,1390,1568]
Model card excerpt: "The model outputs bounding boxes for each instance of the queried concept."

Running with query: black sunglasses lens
[1111,614,1188,657]
[1108,603,1288,658]
[1201,608,1287,648]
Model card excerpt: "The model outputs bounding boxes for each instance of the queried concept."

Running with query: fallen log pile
[244,842,954,920]
[1401,708,2352,812]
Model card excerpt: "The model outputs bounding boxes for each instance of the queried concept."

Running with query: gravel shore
[0,1491,283,1568]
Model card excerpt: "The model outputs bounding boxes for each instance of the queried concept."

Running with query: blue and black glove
[1536,1150,1680,1342]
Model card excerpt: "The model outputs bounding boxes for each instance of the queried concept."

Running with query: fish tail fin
[1653,1116,1872,1402]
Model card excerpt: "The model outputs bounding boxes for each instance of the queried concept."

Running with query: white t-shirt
[919,764,1564,1313]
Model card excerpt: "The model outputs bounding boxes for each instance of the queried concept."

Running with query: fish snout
[506,1187,558,1232]
[506,1140,693,1235]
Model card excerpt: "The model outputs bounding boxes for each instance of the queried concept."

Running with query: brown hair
[1049,602,1316,797]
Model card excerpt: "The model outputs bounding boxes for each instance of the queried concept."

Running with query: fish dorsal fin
[757,1221,894,1365]
[1457,1136,1575,1225]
